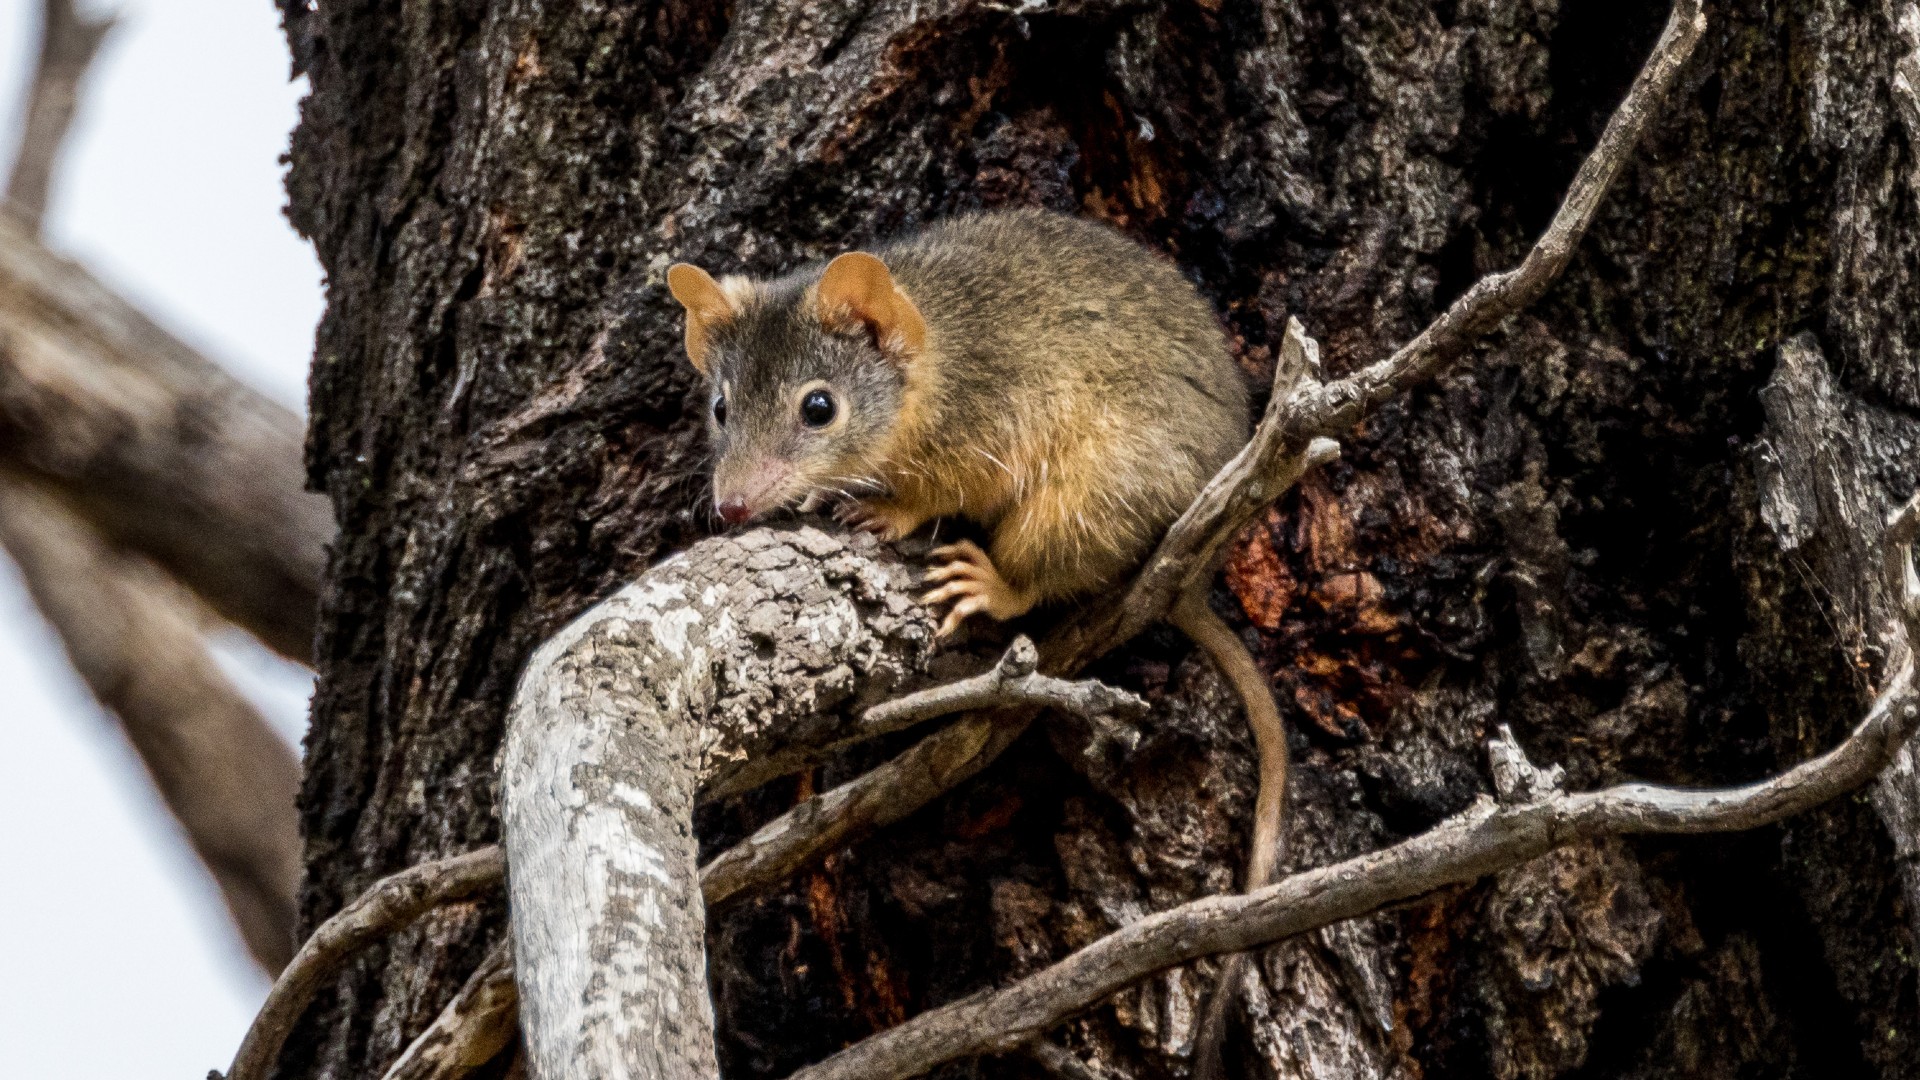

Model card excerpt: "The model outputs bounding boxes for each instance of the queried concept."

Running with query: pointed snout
[714,458,795,528]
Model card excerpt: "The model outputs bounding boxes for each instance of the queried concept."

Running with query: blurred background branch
[1,0,322,974]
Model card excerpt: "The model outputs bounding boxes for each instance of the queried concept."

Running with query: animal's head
[666,252,927,525]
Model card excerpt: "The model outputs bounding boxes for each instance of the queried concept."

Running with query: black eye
[800,388,836,428]
[711,393,727,426]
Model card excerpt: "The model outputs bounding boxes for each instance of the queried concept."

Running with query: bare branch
[0,478,302,970]
[0,214,330,659]
[786,494,1920,1080]
[224,846,507,1080]
[701,709,1028,908]
[3,0,114,229]
[380,941,519,1080]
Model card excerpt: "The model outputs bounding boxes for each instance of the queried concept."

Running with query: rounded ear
[666,263,738,374]
[816,252,928,360]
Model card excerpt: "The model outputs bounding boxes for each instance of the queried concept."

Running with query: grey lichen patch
[549,524,938,791]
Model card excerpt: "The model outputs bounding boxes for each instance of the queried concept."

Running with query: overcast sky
[0,0,322,1075]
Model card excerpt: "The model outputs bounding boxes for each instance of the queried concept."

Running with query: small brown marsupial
[667,209,1288,1068]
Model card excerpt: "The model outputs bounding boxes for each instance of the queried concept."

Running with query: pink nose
[718,498,752,526]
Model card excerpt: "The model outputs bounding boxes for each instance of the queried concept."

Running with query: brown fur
[670,215,1284,1072]
[669,208,1249,606]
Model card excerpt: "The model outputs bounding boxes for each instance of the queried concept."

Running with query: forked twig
[858,636,1146,739]
[708,636,1149,801]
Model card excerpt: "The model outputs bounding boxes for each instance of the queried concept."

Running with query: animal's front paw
[835,499,919,542]
[922,540,1035,637]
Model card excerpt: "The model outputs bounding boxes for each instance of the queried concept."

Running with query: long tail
[1170,584,1289,1080]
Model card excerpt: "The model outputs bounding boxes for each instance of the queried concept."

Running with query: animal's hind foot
[922,539,1035,637]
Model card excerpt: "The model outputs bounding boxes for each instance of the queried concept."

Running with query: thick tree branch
[3,0,113,230]
[500,529,937,1080]
[0,213,330,660]
[0,478,302,970]
[785,494,1920,1080]
[224,846,508,1080]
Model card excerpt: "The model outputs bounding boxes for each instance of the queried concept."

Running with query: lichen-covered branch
[500,528,935,1080]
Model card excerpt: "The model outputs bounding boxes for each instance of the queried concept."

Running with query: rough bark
[283,1,1920,1079]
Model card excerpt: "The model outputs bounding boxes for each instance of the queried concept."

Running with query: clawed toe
[834,504,896,540]
[937,595,990,638]
[921,540,1033,636]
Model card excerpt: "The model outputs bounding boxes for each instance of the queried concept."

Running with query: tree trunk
[278,1,1920,1078]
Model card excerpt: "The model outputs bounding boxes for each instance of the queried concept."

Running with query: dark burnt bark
[280,1,1920,1078]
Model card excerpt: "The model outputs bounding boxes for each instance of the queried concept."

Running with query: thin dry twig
[1020,1040,1111,1080]
[701,708,1027,907]
[695,0,1706,915]
[224,847,508,1080]
[4,0,113,229]
[380,940,519,1080]
[784,493,1920,1080]
[858,635,1146,739]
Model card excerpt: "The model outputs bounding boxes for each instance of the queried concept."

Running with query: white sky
[0,0,323,1076]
